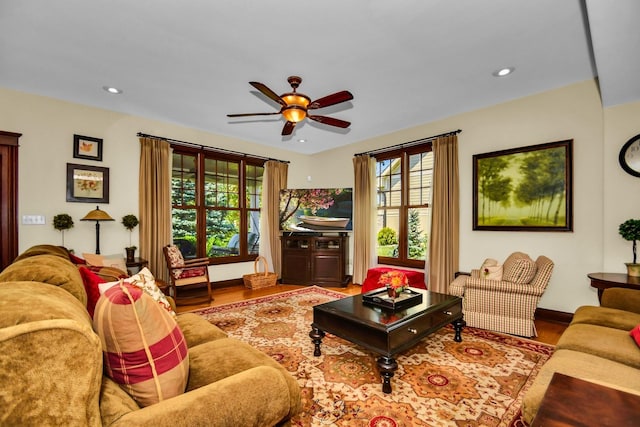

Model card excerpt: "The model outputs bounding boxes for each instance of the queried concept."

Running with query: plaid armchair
[449,252,554,337]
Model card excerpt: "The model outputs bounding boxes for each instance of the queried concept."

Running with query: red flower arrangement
[378,270,408,298]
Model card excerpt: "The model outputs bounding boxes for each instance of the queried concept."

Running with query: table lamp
[80,206,114,254]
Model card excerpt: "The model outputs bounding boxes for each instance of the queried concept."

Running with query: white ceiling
[1,0,638,155]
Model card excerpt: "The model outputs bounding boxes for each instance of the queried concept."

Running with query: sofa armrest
[601,288,640,314]
[465,276,546,297]
[110,366,297,427]
[449,274,467,297]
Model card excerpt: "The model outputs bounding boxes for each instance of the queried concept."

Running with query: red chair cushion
[177,267,207,279]
[361,267,426,293]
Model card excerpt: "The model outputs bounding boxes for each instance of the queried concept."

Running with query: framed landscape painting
[473,140,573,232]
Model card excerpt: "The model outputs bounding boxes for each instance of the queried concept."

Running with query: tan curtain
[428,134,459,293]
[352,155,376,284]
[259,160,288,276]
[139,137,172,282]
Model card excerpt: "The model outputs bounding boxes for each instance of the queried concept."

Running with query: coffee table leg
[309,327,325,357]
[452,318,466,342]
[377,356,398,394]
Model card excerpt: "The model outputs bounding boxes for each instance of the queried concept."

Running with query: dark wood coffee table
[310,288,464,393]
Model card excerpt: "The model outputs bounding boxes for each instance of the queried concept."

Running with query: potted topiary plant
[619,218,640,277]
[122,214,139,262]
[53,213,74,247]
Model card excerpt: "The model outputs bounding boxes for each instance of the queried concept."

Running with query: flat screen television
[279,188,353,233]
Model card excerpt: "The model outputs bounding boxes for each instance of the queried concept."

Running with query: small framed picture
[73,134,103,161]
[66,163,109,203]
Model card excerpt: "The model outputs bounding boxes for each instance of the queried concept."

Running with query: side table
[126,257,148,274]
[587,272,640,302]
[531,373,640,426]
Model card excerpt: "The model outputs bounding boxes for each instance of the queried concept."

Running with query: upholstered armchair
[449,252,554,337]
[163,244,212,305]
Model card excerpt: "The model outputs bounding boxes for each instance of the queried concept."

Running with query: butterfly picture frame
[73,134,103,161]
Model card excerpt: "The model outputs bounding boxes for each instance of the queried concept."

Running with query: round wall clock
[619,133,640,177]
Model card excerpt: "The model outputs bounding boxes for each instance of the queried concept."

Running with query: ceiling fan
[227,76,353,136]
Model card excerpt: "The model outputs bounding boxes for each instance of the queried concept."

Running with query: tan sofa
[521,287,640,424]
[0,245,301,426]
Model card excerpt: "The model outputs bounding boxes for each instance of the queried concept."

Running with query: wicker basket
[243,256,278,289]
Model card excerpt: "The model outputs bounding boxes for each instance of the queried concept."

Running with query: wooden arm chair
[449,252,554,337]
[163,244,212,305]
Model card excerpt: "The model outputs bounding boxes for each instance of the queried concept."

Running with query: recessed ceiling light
[492,67,515,77]
[102,86,123,94]
[298,139,306,143]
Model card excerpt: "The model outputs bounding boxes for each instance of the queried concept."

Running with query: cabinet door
[282,252,311,284]
[312,254,343,284]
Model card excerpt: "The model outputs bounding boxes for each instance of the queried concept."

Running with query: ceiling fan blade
[308,115,351,128]
[282,121,296,135]
[308,90,354,109]
[250,82,287,107]
[227,112,281,117]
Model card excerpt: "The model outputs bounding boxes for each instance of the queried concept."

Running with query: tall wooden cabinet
[0,131,21,270]
[281,234,349,287]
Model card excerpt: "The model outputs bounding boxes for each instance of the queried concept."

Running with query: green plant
[377,227,398,246]
[619,218,640,264]
[121,214,139,249]
[53,213,74,246]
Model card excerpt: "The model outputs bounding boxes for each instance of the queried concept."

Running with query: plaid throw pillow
[93,282,189,407]
[502,255,537,284]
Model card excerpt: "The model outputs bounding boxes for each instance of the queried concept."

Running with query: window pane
[172,208,197,258]
[408,152,433,206]
[376,208,399,258]
[407,208,430,260]
[206,209,239,257]
[247,211,260,256]
[246,164,263,209]
[172,153,197,206]
[204,158,240,208]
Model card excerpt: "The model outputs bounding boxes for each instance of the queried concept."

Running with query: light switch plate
[22,215,46,225]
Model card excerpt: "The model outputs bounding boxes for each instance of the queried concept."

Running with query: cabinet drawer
[388,302,462,351]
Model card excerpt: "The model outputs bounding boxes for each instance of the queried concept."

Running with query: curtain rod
[137,132,290,163]
[354,129,462,156]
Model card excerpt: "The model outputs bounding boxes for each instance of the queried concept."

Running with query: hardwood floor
[175,283,567,346]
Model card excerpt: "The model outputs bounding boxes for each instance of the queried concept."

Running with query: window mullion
[196,153,207,258]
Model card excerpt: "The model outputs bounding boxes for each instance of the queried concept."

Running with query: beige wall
[2,80,637,313]
[0,87,310,280]
[602,101,640,270]
[302,80,616,313]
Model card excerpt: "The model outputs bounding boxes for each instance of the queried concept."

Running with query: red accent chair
[361,267,427,293]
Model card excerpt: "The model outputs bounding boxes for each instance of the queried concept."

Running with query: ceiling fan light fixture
[282,105,307,123]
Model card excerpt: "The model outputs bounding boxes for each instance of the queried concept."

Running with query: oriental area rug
[191,286,553,427]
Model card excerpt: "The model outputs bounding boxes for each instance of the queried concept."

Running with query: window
[171,146,263,263]
[375,142,432,268]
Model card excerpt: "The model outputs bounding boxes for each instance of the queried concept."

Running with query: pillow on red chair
[78,266,106,317]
